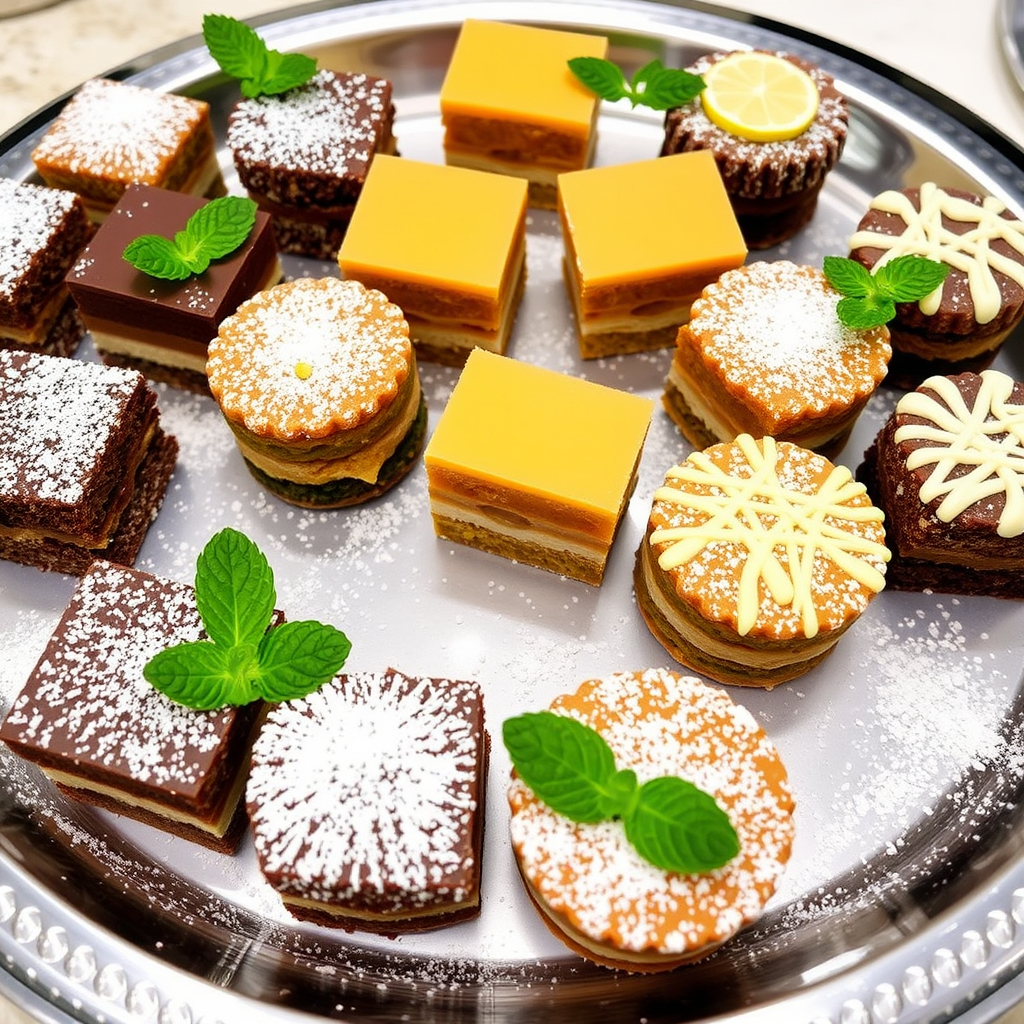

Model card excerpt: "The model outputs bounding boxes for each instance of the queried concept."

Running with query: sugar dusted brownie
[32,78,225,222]
[246,667,487,932]
[0,350,177,575]
[0,560,271,853]
[558,152,747,359]
[338,155,528,366]
[424,349,654,585]
[0,178,93,357]
[227,69,397,260]
[440,19,607,208]
[66,184,282,393]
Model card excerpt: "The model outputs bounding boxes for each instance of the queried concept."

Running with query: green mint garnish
[568,56,705,111]
[823,253,950,330]
[122,195,258,281]
[503,711,740,874]
[143,528,352,710]
[203,12,317,98]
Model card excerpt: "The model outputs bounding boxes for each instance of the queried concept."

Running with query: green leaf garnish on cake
[502,710,740,873]
[568,56,705,111]
[823,253,950,330]
[203,12,317,98]
[122,195,258,281]
[143,527,352,709]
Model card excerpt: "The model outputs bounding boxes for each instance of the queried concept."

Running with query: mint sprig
[823,254,950,330]
[503,711,740,874]
[143,528,351,710]
[203,13,317,98]
[122,195,258,281]
[568,56,705,111]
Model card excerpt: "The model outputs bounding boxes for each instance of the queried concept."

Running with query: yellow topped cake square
[559,150,747,358]
[439,19,607,208]
[424,349,654,585]
[337,154,528,366]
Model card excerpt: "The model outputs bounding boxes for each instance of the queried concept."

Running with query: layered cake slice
[31,77,225,222]
[228,69,397,260]
[424,349,653,585]
[439,19,607,208]
[558,151,747,358]
[0,560,274,852]
[0,350,177,574]
[247,667,487,932]
[0,179,93,358]
[337,154,528,365]
[65,184,282,393]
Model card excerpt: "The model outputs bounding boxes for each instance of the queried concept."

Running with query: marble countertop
[1,0,1024,1022]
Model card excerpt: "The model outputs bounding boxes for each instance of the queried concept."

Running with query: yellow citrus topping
[294,361,313,380]
[700,52,819,143]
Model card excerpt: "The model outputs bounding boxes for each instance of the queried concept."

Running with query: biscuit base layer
[0,428,178,575]
[0,298,86,359]
[277,894,482,935]
[729,186,825,250]
[633,544,844,687]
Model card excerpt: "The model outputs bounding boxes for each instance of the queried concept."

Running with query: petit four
[635,434,889,687]
[247,667,487,932]
[66,184,282,393]
[858,369,1024,597]
[661,51,849,249]
[439,19,607,208]
[507,668,795,971]
[558,151,747,359]
[0,178,92,358]
[338,154,528,365]
[227,68,397,260]
[0,560,270,853]
[31,77,225,223]
[206,276,424,508]
[424,349,653,585]
[848,183,1024,385]
[0,350,177,575]
[664,260,891,457]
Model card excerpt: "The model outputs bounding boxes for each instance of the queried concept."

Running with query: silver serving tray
[4,1,1024,1022]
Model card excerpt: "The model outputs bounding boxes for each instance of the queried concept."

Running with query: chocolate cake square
[0,349,177,575]
[246,668,488,932]
[66,184,282,393]
[0,178,93,357]
[0,560,270,853]
[32,78,225,222]
[227,69,397,260]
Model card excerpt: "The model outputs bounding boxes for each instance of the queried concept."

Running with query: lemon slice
[700,52,819,143]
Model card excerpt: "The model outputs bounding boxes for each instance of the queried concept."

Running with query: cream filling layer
[281,890,479,921]
[1,288,69,345]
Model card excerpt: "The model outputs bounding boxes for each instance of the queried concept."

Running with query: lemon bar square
[559,150,747,359]
[337,155,528,366]
[424,349,654,585]
[439,19,607,208]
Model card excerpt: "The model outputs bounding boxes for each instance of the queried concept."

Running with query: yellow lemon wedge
[700,52,819,143]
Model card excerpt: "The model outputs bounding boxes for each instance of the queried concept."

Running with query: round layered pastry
[661,50,848,249]
[665,261,891,459]
[858,369,1024,598]
[848,183,1024,386]
[207,277,426,508]
[635,434,890,687]
[507,668,795,972]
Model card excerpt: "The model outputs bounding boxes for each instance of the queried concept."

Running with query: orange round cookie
[507,668,795,972]
[207,276,425,508]
[635,434,889,687]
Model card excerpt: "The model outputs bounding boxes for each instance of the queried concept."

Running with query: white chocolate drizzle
[650,435,888,638]
[894,369,1024,537]
[847,182,1024,325]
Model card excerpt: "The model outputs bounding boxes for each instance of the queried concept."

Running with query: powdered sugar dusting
[0,179,79,298]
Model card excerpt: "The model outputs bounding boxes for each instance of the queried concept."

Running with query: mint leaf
[623,776,740,874]
[823,253,950,329]
[503,711,622,822]
[121,235,194,281]
[569,56,704,111]
[837,294,895,330]
[194,527,275,648]
[143,640,256,710]
[202,12,316,98]
[254,620,353,702]
[822,255,872,298]
[876,253,949,302]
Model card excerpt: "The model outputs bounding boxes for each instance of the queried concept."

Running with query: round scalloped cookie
[507,668,795,972]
